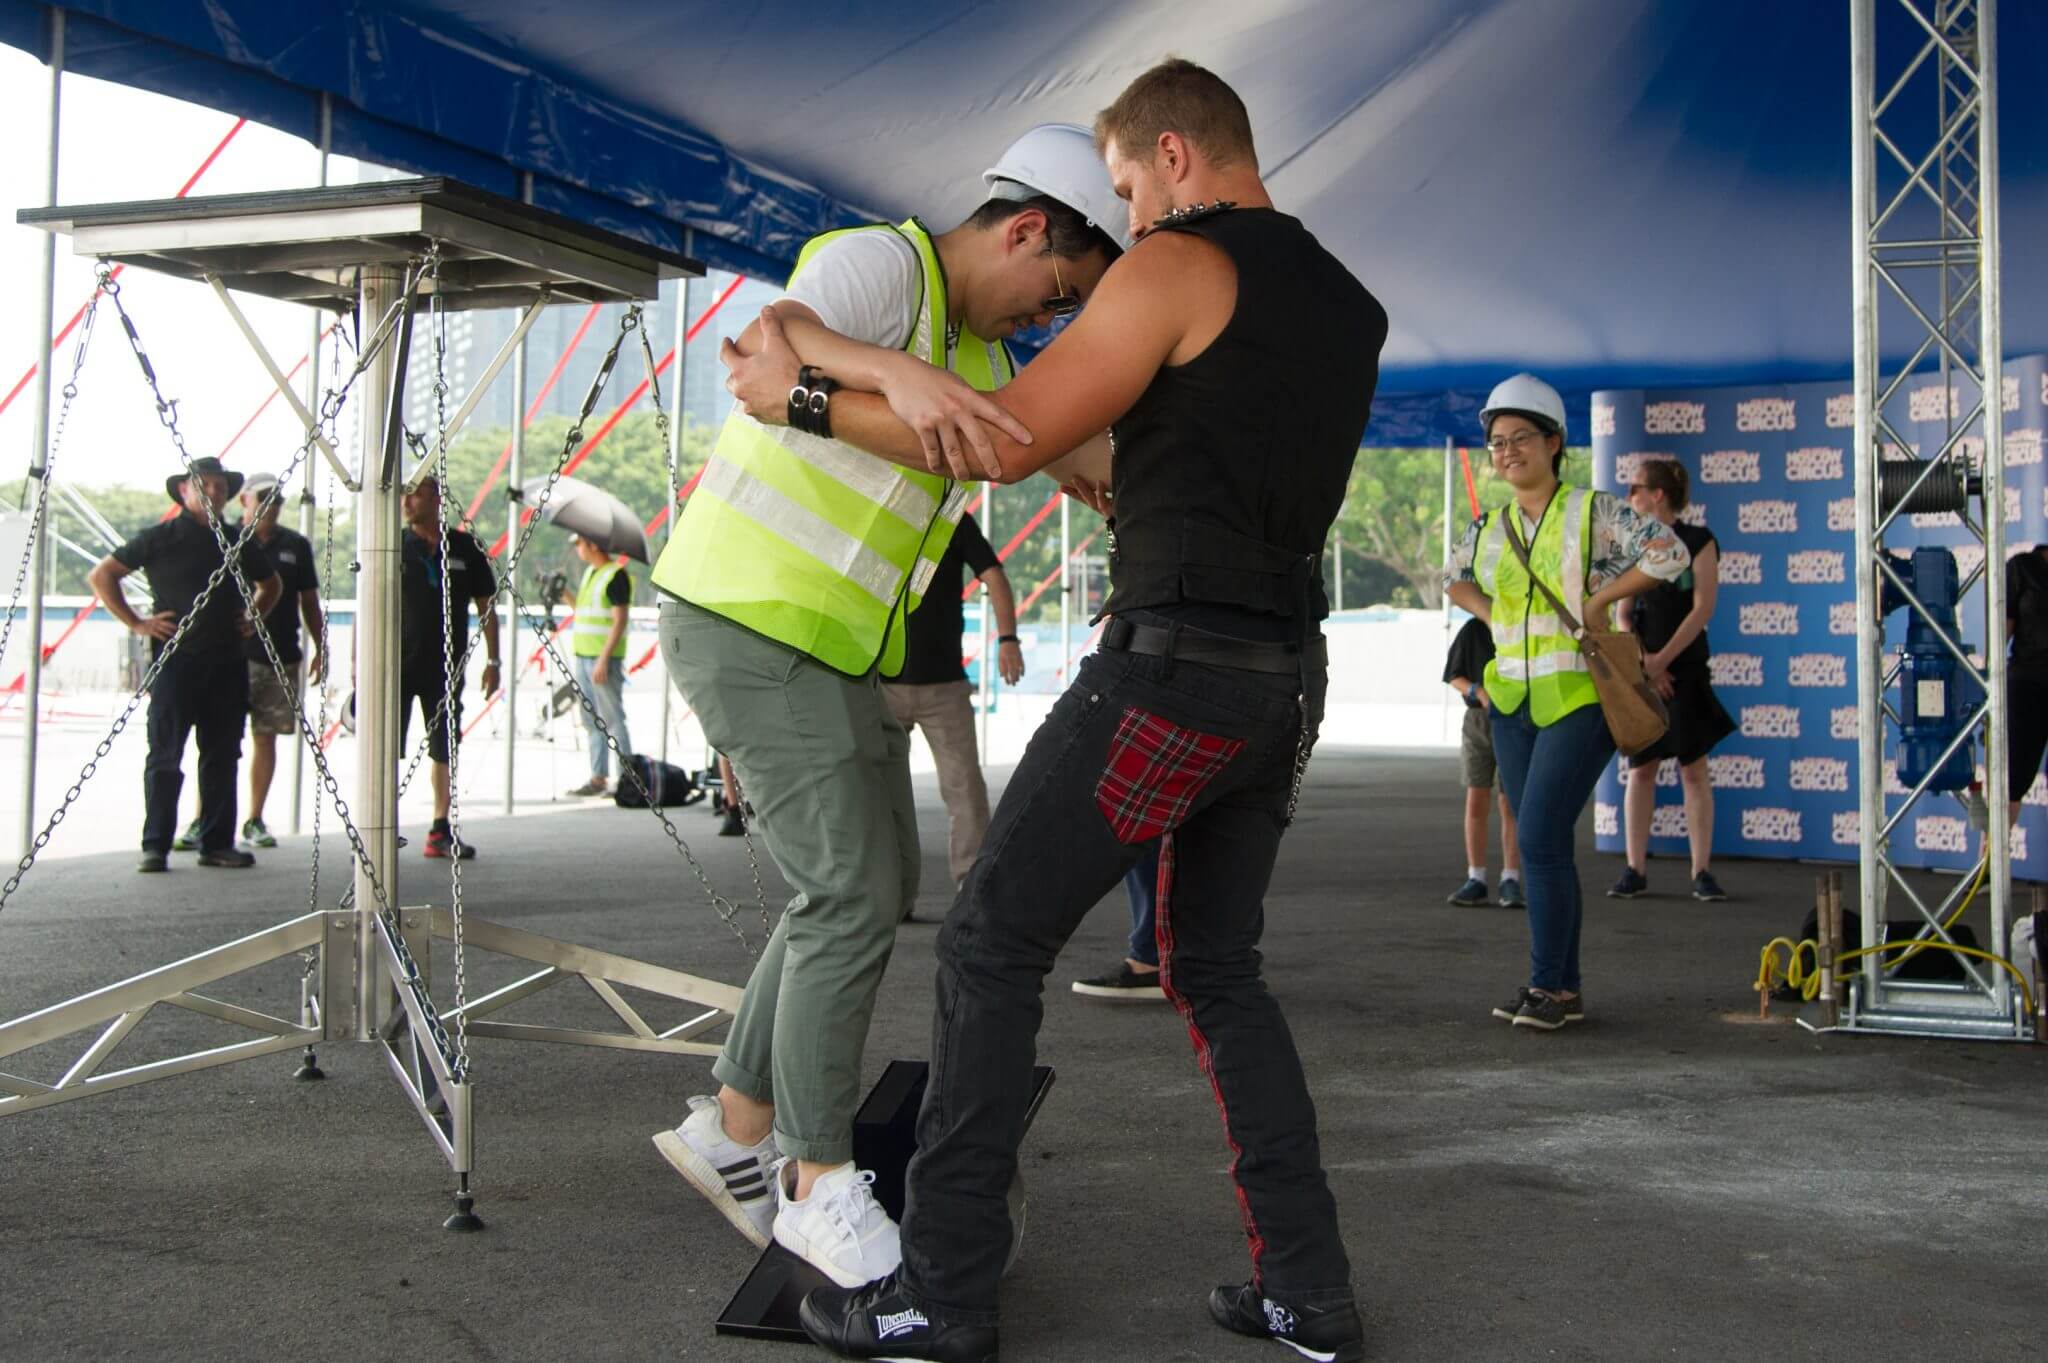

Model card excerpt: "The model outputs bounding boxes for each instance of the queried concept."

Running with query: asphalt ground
[0,747,2041,1363]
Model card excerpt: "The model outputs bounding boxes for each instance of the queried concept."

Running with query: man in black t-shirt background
[882,512,1023,901]
[398,475,501,859]
[235,473,326,849]
[89,458,281,872]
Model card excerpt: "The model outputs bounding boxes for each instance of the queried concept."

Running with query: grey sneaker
[1491,986,1535,1022]
[1497,876,1526,909]
[1446,876,1489,907]
[565,777,608,797]
[652,1095,780,1249]
[171,819,202,852]
[1513,990,1584,1031]
[241,818,277,849]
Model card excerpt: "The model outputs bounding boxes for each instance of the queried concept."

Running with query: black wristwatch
[997,633,1020,645]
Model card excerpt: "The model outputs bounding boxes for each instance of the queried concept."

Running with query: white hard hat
[1480,373,1568,441]
[983,122,1131,253]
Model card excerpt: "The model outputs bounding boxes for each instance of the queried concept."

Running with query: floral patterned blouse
[1442,487,1690,598]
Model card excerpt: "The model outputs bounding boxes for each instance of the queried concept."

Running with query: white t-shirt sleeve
[779,231,922,352]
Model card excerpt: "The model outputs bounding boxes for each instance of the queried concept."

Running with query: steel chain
[500,572,770,952]
[424,242,475,1078]
[1,261,415,914]
[0,282,101,681]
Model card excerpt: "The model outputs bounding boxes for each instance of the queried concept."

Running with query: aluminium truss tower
[1848,0,2028,1039]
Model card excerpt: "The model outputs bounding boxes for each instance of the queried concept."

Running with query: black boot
[718,803,745,837]
[798,1276,997,1363]
[1207,1281,1364,1362]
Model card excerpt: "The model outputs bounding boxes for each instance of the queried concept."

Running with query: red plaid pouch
[1094,706,1246,844]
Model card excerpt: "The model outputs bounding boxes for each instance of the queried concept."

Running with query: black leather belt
[1099,617,1313,675]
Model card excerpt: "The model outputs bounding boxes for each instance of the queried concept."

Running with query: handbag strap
[1501,506,1587,637]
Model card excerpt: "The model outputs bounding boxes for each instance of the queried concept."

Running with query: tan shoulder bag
[1501,510,1669,757]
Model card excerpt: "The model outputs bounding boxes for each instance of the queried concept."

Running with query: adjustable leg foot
[444,1175,485,1232]
[293,1046,327,1081]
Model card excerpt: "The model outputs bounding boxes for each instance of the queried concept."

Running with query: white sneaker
[651,1095,779,1248]
[771,1160,903,1288]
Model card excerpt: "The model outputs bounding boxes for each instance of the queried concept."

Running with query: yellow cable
[1751,860,2033,1018]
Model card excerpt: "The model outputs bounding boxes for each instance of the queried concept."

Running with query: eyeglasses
[1486,430,1548,455]
[1043,253,1081,318]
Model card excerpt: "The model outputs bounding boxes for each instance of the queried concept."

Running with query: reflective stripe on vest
[573,562,629,657]
[1475,486,1598,725]
[651,217,1014,677]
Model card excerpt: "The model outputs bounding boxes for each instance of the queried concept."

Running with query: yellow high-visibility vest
[1474,485,1598,725]
[651,218,1014,676]
[572,561,629,658]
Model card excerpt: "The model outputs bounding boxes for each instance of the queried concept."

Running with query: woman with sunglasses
[1612,459,1735,902]
[1443,374,1690,1030]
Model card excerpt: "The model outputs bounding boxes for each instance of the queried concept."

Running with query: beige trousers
[883,679,990,889]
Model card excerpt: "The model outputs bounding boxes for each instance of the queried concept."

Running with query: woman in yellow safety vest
[1444,373,1690,1032]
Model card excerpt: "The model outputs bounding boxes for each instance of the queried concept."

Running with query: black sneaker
[1491,986,1534,1022]
[1445,876,1488,906]
[718,805,745,837]
[1497,876,1526,909]
[1207,1281,1364,1363]
[197,848,257,868]
[1691,870,1729,902]
[137,851,169,873]
[1070,962,1168,1001]
[1607,866,1648,898]
[798,1276,997,1363]
[424,829,476,860]
[1513,991,1572,1031]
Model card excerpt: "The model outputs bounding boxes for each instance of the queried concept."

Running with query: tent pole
[19,9,63,863]
[1849,0,1883,1009]
[502,171,533,815]
[353,264,405,1037]
[290,94,331,836]
[660,242,691,769]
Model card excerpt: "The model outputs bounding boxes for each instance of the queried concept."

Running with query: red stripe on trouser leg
[1152,832,1268,1277]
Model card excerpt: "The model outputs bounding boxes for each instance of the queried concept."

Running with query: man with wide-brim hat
[88,458,282,871]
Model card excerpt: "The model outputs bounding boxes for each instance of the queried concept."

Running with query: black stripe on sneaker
[717,1156,765,1176]
[726,1172,765,1193]
[731,1185,769,1203]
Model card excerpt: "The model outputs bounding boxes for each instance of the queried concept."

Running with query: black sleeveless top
[1634,521,1717,671]
[1102,207,1387,640]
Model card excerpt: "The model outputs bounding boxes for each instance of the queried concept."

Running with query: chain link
[0,282,102,682]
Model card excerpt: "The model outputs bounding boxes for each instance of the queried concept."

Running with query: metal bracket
[206,274,355,490]
[402,289,550,493]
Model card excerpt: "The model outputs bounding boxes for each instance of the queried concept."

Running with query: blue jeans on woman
[1489,701,1614,993]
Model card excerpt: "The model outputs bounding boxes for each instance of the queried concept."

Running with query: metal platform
[19,177,699,311]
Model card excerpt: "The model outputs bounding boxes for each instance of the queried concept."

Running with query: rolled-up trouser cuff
[711,1053,772,1105]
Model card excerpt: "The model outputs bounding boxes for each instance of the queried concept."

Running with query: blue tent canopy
[4,1,2042,444]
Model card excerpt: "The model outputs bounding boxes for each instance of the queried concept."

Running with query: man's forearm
[984,570,1019,635]
[778,313,915,396]
[89,564,142,630]
[477,600,502,660]
[604,605,629,656]
[251,574,283,617]
[829,391,972,477]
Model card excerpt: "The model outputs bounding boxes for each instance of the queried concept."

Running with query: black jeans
[898,629,1353,1325]
[141,648,250,854]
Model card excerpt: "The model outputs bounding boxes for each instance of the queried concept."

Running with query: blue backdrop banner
[1588,356,2048,876]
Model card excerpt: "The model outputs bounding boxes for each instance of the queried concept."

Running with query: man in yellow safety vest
[647,123,1128,1291]
[564,533,634,798]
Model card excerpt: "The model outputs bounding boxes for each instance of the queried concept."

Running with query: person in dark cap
[88,458,282,872]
